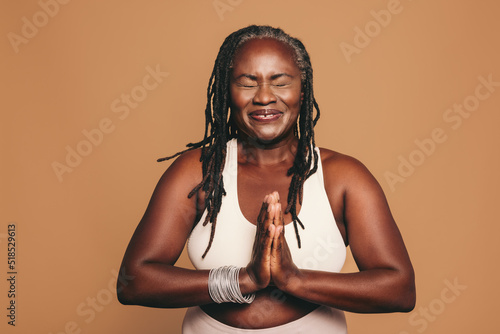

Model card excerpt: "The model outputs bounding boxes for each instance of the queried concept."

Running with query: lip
[248,109,283,122]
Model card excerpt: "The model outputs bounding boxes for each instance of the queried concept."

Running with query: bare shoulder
[146,147,206,220]
[318,147,377,190]
[157,148,203,190]
[163,147,202,173]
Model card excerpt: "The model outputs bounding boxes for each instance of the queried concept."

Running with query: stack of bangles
[208,265,256,304]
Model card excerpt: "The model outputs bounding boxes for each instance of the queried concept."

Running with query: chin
[250,133,290,146]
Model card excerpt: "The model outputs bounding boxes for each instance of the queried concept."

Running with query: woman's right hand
[244,194,278,290]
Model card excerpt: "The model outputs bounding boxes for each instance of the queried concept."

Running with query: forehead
[231,38,299,74]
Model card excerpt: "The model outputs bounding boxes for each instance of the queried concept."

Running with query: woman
[117,25,415,333]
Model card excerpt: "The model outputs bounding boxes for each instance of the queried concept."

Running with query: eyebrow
[233,73,294,81]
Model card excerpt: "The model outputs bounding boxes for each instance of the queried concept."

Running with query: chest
[237,163,301,225]
[188,158,347,272]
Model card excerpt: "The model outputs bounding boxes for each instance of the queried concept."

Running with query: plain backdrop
[1,1,499,333]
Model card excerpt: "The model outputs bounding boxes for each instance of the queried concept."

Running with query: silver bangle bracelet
[208,265,256,304]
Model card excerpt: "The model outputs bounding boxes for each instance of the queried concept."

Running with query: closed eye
[236,82,258,88]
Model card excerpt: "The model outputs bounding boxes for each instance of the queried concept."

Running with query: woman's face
[230,38,303,144]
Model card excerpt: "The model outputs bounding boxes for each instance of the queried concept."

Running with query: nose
[252,83,277,105]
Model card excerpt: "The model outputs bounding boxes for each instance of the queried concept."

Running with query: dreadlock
[158,25,321,258]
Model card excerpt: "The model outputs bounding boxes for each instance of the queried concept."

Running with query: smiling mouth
[248,109,283,122]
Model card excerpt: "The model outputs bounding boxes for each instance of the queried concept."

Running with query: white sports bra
[187,139,346,273]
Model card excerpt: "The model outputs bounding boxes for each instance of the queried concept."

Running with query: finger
[274,225,283,245]
[256,203,274,243]
[274,202,284,228]
[257,195,270,224]
[265,203,275,227]
[274,224,283,251]
[274,191,280,203]
[272,205,283,246]
[269,191,278,204]
[266,193,276,204]
[257,223,275,259]
[257,203,268,226]
[253,203,271,256]
[261,204,276,250]
[266,223,276,248]
[271,223,283,266]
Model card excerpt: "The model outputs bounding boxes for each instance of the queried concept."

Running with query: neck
[237,135,298,167]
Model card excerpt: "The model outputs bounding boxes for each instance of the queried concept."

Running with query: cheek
[230,86,254,109]
[279,88,303,107]
[229,93,247,126]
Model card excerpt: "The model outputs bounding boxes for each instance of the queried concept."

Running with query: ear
[300,91,304,101]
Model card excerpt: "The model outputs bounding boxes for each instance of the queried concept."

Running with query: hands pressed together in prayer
[245,191,302,293]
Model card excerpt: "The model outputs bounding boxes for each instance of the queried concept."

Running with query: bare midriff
[200,287,319,329]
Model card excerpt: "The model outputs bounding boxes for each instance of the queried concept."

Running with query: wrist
[208,266,255,304]
[240,267,261,294]
[280,268,305,295]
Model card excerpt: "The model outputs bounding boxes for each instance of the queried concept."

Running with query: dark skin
[118,38,415,329]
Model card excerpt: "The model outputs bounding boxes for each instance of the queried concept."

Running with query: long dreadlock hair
[158,25,321,258]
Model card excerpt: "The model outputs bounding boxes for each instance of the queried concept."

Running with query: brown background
[2,0,499,333]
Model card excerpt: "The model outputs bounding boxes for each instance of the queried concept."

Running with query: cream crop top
[187,139,346,273]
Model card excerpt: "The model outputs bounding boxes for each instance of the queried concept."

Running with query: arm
[116,149,212,307]
[117,149,269,308]
[269,152,416,313]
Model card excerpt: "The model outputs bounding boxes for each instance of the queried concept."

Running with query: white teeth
[251,113,280,120]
